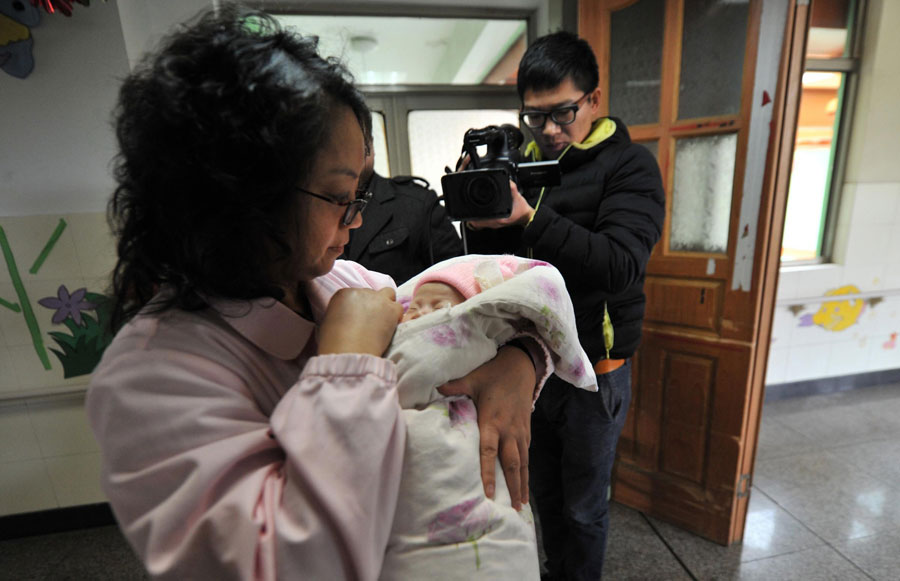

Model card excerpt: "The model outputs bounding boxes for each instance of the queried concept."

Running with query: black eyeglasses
[297,187,372,226]
[519,92,591,129]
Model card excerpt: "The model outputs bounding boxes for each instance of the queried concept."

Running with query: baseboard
[765,367,900,402]
[0,503,115,541]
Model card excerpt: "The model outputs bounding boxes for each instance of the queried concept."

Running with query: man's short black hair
[516,31,599,101]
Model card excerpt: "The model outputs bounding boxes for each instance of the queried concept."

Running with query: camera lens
[466,175,500,209]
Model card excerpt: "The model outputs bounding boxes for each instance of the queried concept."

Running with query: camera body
[441,124,561,221]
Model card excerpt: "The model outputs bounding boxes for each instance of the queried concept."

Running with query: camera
[441,124,561,221]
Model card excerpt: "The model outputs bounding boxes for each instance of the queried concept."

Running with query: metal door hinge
[736,473,751,498]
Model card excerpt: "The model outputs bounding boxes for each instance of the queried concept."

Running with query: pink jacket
[87,262,404,580]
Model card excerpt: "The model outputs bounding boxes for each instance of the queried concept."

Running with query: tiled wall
[0,213,115,516]
[766,183,900,385]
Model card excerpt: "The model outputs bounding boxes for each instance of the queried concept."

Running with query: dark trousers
[530,360,632,581]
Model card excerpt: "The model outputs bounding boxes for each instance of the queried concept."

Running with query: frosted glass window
[678,0,749,120]
[370,112,390,177]
[277,15,526,85]
[407,110,519,197]
[670,133,737,254]
[609,0,664,126]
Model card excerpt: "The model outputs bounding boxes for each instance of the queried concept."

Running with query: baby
[379,255,597,580]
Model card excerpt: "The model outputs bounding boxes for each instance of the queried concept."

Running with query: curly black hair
[108,4,371,331]
[516,31,599,101]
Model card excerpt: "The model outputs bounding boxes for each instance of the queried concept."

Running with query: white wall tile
[792,265,844,298]
[765,346,788,385]
[840,264,885,291]
[8,344,91,391]
[66,212,116,281]
[0,404,42,462]
[0,216,83,282]
[769,308,796,347]
[784,344,834,382]
[27,395,98,457]
[0,346,18,393]
[775,269,800,300]
[868,334,900,372]
[0,458,58,516]
[850,182,900,227]
[44,452,106,507]
[843,223,893,267]
[827,339,871,377]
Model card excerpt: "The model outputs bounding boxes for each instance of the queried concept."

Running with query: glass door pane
[608,0,665,126]
[670,133,737,253]
[407,109,518,196]
[678,0,749,120]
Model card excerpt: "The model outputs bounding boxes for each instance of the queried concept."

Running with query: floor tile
[647,489,824,579]
[755,414,821,461]
[829,436,900,486]
[766,402,893,448]
[754,450,900,543]
[604,502,692,580]
[835,527,900,581]
[714,545,870,581]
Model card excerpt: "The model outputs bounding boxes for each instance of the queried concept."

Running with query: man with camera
[462,31,665,580]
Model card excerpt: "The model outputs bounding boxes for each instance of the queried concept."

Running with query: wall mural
[798,284,866,332]
[0,220,112,380]
[0,0,40,78]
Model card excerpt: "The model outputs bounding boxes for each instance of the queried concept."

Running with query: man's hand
[438,345,536,510]
[467,180,535,230]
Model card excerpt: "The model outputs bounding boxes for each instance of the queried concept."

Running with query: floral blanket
[379,255,596,580]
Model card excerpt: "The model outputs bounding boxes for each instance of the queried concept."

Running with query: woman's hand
[317,287,403,356]
[438,345,536,510]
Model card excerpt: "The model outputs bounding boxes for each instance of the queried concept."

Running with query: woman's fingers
[317,287,402,356]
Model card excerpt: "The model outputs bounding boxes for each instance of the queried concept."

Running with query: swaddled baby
[380,255,596,580]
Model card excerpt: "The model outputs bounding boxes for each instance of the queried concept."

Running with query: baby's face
[401,282,466,322]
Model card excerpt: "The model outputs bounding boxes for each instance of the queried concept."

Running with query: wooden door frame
[578,0,808,543]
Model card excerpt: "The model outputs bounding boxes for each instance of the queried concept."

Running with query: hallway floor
[2,382,898,580]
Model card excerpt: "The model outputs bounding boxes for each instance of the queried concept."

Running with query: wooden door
[580,0,798,544]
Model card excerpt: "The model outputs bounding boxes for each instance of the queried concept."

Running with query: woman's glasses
[519,92,591,129]
[297,187,372,226]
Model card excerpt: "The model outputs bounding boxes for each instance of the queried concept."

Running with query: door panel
[581,0,789,545]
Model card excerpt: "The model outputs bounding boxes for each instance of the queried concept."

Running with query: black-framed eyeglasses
[519,92,591,129]
[296,186,372,226]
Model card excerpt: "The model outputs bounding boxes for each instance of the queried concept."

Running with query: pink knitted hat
[414,256,528,300]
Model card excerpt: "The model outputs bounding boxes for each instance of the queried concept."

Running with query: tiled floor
[2,383,899,580]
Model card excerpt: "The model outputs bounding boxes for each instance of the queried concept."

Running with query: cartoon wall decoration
[0,219,113,380]
[0,0,40,78]
[29,0,92,18]
[798,284,866,331]
[38,285,111,378]
[885,332,898,350]
[1,0,106,79]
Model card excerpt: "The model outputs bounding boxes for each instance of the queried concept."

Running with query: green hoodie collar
[524,117,617,161]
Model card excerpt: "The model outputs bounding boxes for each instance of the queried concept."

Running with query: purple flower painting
[38,285,95,326]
